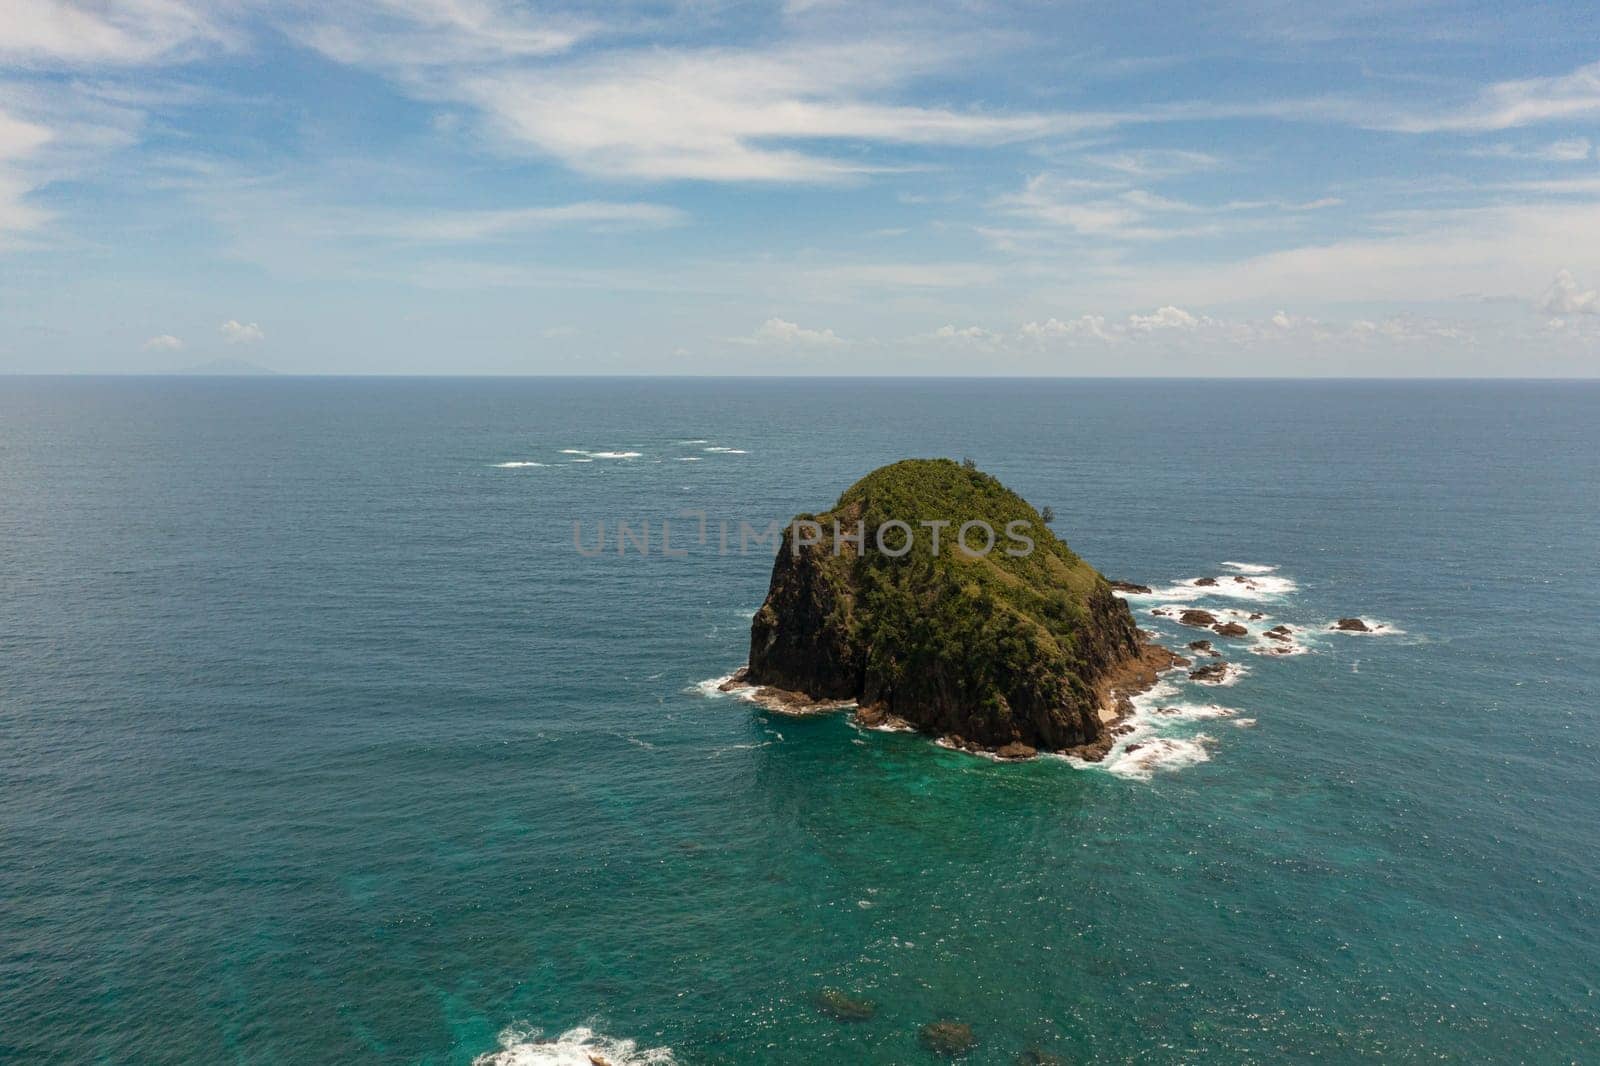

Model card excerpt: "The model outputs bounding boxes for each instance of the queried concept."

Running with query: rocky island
[723,459,1179,760]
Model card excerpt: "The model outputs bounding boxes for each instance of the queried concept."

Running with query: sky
[2,0,1599,376]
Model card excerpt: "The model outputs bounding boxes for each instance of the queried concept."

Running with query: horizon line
[5,373,1600,383]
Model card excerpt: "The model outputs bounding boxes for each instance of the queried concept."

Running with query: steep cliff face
[745,459,1146,754]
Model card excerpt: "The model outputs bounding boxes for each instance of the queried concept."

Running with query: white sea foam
[1250,627,1312,656]
[1103,734,1216,780]
[1189,661,1248,686]
[1150,701,1240,721]
[676,438,709,444]
[934,736,1005,761]
[474,1025,674,1066]
[1139,577,1293,604]
[690,672,854,715]
[707,740,775,756]
[1221,561,1278,574]
[1149,604,1267,628]
[691,673,751,700]
[703,446,747,454]
[858,716,916,734]
[1251,639,1310,657]
[561,449,642,460]
[492,461,547,468]
[675,457,703,462]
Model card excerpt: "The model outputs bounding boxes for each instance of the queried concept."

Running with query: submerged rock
[1187,639,1219,657]
[1194,576,1218,587]
[813,988,877,1022]
[1189,662,1230,683]
[1016,1052,1068,1066]
[1263,625,1293,642]
[744,459,1157,758]
[919,1021,976,1057]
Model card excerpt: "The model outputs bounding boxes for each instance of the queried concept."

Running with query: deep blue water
[1,377,1597,1064]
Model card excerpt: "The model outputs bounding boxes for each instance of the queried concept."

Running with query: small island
[723,459,1179,760]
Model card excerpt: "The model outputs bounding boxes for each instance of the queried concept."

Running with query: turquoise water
[2,378,1597,1064]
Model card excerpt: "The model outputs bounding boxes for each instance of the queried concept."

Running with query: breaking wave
[1103,734,1216,780]
[473,1025,675,1066]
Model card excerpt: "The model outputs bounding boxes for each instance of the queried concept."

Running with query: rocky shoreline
[719,635,1189,763]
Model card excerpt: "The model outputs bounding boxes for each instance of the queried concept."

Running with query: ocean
[1,377,1597,1064]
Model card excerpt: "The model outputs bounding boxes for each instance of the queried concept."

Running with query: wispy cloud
[1386,57,1600,132]
[1085,148,1223,178]
[295,0,590,68]
[0,107,54,245]
[1465,137,1593,162]
[990,172,1338,244]
[339,201,687,242]
[1084,200,1600,309]
[292,6,1101,184]
[0,0,233,67]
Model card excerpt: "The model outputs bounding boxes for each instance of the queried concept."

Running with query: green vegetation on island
[737,459,1171,758]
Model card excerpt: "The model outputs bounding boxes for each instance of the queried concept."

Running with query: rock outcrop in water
[736,459,1173,758]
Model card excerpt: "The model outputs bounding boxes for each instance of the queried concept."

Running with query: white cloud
[1468,138,1593,162]
[1019,314,1119,343]
[0,0,231,67]
[296,0,589,67]
[0,107,52,157]
[1387,58,1600,133]
[1080,200,1600,311]
[141,333,184,351]
[0,108,54,244]
[1003,307,1478,352]
[356,201,686,242]
[1085,148,1222,178]
[1539,269,1599,316]
[296,13,1092,183]
[220,319,265,344]
[931,324,997,340]
[1127,305,1207,331]
[822,262,998,289]
[912,324,1003,347]
[460,46,1071,182]
[991,172,1335,244]
[734,317,846,346]
[995,175,1146,236]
